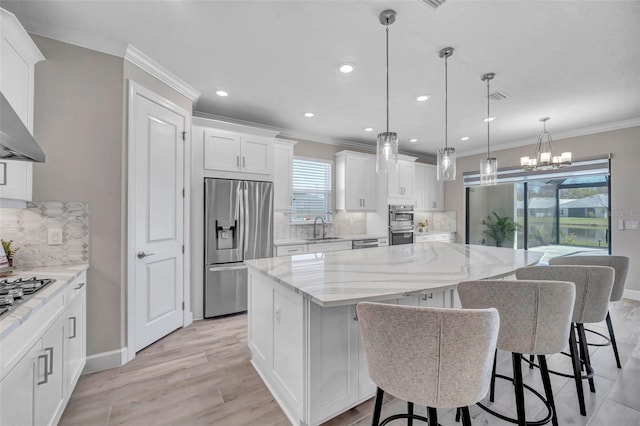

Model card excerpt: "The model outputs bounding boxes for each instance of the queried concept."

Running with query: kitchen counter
[246,243,543,425]
[274,234,387,246]
[0,264,89,340]
[247,242,542,308]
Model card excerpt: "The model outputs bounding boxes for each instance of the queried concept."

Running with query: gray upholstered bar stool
[549,255,630,368]
[457,279,576,426]
[356,302,499,426]
[515,265,614,417]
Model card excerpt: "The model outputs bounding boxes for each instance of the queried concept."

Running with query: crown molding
[458,117,640,158]
[124,45,200,102]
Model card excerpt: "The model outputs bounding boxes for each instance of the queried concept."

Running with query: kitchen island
[245,242,543,426]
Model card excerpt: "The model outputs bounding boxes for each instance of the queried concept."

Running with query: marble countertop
[0,264,89,339]
[274,234,388,246]
[246,243,543,307]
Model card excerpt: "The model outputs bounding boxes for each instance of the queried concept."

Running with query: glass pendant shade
[437,147,456,181]
[480,157,498,186]
[376,131,399,173]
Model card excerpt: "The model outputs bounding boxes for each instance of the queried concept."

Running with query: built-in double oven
[389,204,414,245]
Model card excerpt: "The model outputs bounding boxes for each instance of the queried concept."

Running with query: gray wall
[445,126,640,292]
[32,35,124,355]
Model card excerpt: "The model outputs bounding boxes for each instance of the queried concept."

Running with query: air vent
[422,0,447,9]
[488,91,509,101]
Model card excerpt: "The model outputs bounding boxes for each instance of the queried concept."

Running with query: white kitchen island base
[246,243,543,425]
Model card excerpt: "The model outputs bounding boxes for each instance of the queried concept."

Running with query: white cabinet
[415,233,455,243]
[415,164,444,211]
[273,140,296,211]
[0,8,45,206]
[387,157,416,201]
[307,241,352,254]
[335,151,377,211]
[276,244,308,257]
[203,128,273,175]
[0,270,87,426]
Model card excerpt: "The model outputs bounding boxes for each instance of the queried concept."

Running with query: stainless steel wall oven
[389,204,414,245]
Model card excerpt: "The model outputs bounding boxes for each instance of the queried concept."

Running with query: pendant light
[437,47,456,181]
[480,72,497,185]
[520,117,572,171]
[376,9,399,174]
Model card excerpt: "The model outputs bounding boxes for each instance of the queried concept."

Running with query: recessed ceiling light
[304,112,314,118]
[364,127,374,132]
[483,116,496,122]
[339,64,355,73]
[416,94,430,102]
[409,138,418,143]
[216,90,228,97]
[460,136,470,141]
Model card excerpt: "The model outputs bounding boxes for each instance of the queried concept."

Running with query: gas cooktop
[0,277,56,317]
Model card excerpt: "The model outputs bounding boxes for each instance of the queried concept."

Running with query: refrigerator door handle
[236,182,244,256]
[243,181,249,255]
[208,263,246,272]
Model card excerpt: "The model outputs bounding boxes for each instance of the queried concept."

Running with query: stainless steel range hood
[0,91,45,162]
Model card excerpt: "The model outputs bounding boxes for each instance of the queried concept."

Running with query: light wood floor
[60,298,640,426]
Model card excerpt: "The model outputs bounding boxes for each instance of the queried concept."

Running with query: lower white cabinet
[276,244,308,257]
[0,271,87,426]
[307,241,351,254]
[415,233,455,243]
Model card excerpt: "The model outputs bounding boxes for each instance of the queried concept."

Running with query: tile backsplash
[0,201,89,268]
[275,211,367,239]
[415,210,457,232]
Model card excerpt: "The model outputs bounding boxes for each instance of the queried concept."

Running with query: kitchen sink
[305,237,343,242]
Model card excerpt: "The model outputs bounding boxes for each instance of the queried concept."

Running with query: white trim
[623,289,640,301]
[82,348,126,374]
[459,117,640,157]
[126,80,193,362]
[193,114,279,138]
[124,45,201,102]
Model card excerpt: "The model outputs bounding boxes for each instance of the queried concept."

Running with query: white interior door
[130,83,186,352]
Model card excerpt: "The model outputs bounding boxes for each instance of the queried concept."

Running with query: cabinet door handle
[242,156,246,168]
[236,156,240,167]
[362,199,365,207]
[37,354,49,385]
[74,283,85,290]
[45,347,54,375]
[70,316,77,339]
[433,201,437,209]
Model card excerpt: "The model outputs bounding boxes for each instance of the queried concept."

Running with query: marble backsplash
[275,211,367,239]
[274,210,456,240]
[0,201,89,268]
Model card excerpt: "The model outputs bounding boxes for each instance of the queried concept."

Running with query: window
[291,158,332,223]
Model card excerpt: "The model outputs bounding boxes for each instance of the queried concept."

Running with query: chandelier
[520,117,571,171]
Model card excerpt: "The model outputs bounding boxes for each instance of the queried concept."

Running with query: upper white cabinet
[414,163,444,211]
[387,156,416,201]
[0,8,45,206]
[335,151,377,211]
[273,140,296,211]
[203,128,273,175]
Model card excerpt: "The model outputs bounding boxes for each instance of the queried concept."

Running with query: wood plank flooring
[60,298,640,425]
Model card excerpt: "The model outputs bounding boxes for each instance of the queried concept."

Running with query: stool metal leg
[569,324,587,416]
[538,355,558,426]
[606,311,622,369]
[576,323,596,393]
[407,402,414,426]
[372,387,384,426]
[490,349,497,402]
[455,407,461,422]
[461,406,472,426]
[512,353,527,426]
[529,354,535,369]
[427,407,438,426]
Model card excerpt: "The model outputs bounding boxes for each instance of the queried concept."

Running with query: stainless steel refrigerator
[204,178,273,318]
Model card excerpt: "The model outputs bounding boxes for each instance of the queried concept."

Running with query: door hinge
[182,245,184,253]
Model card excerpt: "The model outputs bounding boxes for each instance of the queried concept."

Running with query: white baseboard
[623,289,640,301]
[82,348,126,374]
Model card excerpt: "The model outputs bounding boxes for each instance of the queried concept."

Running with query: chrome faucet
[313,216,326,239]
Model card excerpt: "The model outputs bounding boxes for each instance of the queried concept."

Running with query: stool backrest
[549,255,629,302]
[516,265,614,324]
[458,280,575,355]
[356,303,499,409]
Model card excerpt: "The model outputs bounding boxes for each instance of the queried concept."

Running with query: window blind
[291,158,332,223]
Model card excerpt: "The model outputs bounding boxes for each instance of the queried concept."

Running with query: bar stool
[458,279,576,426]
[549,255,630,368]
[515,265,614,417]
[356,302,499,426]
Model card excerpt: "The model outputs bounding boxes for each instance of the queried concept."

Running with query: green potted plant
[482,212,518,247]
[1,239,19,267]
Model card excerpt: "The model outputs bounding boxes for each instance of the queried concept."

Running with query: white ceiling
[3,0,640,157]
